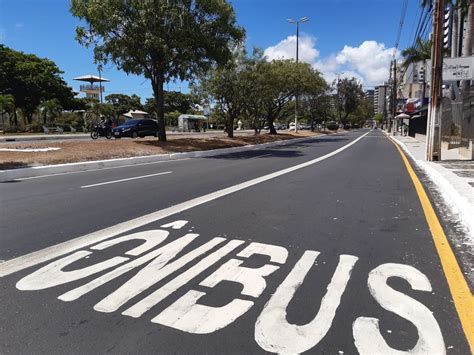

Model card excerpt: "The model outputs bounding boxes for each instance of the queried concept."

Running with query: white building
[374,85,389,115]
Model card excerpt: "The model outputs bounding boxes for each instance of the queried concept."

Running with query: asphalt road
[0,129,471,354]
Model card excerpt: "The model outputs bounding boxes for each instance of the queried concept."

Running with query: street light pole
[287,17,309,133]
[335,72,344,122]
[98,65,103,104]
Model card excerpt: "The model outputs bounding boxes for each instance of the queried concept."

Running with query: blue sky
[1,0,422,101]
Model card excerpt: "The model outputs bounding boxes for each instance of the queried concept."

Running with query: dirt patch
[0,131,327,169]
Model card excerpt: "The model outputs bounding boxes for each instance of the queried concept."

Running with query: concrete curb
[0,130,256,143]
[0,135,324,182]
[389,133,474,243]
[0,134,90,142]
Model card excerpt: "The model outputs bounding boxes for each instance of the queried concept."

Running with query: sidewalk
[390,133,473,249]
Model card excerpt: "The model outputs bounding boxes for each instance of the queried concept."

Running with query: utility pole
[392,59,397,135]
[287,17,309,133]
[426,0,444,161]
[295,21,299,133]
[383,86,388,129]
[387,61,393,133]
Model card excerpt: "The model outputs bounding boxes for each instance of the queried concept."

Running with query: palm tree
[401,37,432,68]
[0,94,15,133]
[40,99,63,125]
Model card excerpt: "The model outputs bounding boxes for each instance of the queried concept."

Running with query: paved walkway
[391,133,473,247]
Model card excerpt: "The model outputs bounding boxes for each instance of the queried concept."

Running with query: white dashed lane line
[80,171,172,188]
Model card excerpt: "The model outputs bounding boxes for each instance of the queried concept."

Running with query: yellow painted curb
[388,136,473,352]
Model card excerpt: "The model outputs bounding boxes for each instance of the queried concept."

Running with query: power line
[406,3,421,48]
[398,4,433,92]
[393,0,409,59]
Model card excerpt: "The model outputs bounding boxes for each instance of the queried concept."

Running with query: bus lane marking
[10,222,447,354]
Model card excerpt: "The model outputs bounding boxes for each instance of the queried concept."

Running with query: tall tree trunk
[153,71,167,141]
[268,121,277,134]
[13,108,18,128]
[227,116,234,138]
[461,1,474,95]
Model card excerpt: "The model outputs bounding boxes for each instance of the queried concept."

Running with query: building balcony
[79,84,105,93]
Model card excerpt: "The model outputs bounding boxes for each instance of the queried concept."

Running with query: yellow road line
[388,136,474,352]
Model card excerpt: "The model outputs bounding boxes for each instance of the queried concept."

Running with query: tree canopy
[105,93,143,121]
[0,45,75,125]
[144,91,198,117]
[71,0,245,141]
[401,37,432,68]
[196,49,328,136]
[334,77,365,124]
[195,49,248,137]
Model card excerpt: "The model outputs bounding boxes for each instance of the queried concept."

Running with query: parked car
[326,121,339,130]
[288,122,302,131]
[113,118,159,138]
[275,124,287,130]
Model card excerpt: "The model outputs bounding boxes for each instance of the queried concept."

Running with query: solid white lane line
[0,131,370,277]
[16,159,189,181]
[80,171,172,188]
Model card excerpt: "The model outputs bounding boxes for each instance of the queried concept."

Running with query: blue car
[113,118,159,138]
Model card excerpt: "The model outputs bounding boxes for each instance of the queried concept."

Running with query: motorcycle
[90,123,113,140]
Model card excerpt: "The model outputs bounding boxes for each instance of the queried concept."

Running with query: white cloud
[335,41,397,86]
[264,36,398,88]
[264,35,320,64]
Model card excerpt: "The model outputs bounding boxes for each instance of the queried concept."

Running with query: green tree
[334,77,365,125]
[40,99,63,125]
[144,91,197,118]
[301,86,333,130]
[71,0,245,141]
[105,93,142,122]
[239,49,268,134]
[0,94,15,132]
[197,51,248,138]
[374,112,384,122]
[0,45,74,125]
[65,97,90,112]
[351,98,374,125]
[252,60,295,134]
[401,37,432,68]
[164,91,197,114]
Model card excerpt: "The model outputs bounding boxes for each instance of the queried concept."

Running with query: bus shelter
[178,114,208,132]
